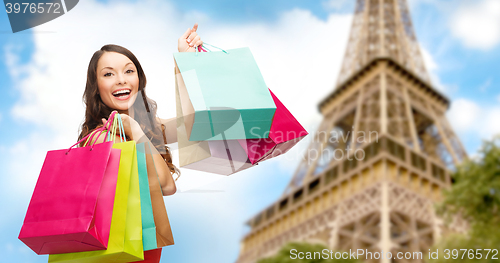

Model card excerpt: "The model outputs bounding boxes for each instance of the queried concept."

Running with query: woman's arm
[161,23,203,142]
[157,117,177,144]
[142,140,176,196]
[124,115,177,196]
[175,23,202,73]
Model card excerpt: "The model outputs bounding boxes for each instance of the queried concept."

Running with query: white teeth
[112,90,131,96]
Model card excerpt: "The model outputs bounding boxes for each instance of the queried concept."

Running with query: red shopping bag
[238,89,308,164]
[130,248,162,263]
[19,113,120,255]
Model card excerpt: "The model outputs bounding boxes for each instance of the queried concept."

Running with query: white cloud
[450,0,500,50]
[4,44,26,80]
[6,132,59,194]
[447,98,500,139]
[484,108,500,137]
[421,47,438,72]
[420,46,456,94]
[447,98,481,133]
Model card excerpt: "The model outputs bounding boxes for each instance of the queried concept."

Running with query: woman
[78,23,203,196]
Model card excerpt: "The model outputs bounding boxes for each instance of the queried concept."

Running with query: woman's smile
[111,88,132,100]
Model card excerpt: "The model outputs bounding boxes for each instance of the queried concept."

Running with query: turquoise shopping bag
[174,46,276,141]
[136,143,157,251]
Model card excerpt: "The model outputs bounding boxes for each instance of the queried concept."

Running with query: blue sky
[1,0,500,262]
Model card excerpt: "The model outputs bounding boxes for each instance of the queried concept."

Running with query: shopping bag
[238,89,308,164]
[19,114,120,255]
[130,248,162,263]
[176,78,253,175]
[136,143,157,251]
[49,114,144,262]
[174,46,276,141]
[143,142,175,247]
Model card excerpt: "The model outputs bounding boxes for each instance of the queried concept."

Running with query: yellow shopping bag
[49,115,144,263]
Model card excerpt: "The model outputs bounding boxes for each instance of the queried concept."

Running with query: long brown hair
[78,44,179,178]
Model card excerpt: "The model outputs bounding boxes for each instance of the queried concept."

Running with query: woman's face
[97,52,139,112]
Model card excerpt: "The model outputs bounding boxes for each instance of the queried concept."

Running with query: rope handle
[83,129,107,147]
[110,113,127,142]
[81,112,128,149]
[66,111,118,154]
[195,42,229,56]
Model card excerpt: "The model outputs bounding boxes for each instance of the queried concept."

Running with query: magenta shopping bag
[19,114,120,255]
[130,248,162,263]
[238,89,308,164]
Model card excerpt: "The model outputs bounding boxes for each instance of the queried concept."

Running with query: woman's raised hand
[178,23,203,52]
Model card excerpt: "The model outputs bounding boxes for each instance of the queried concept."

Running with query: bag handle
[110,113,118,142]
[195,42,229,56]
[197,45,208,53]
[87,111,118,147]
[109,113,127,142]
[66,111,118,154]
[83,129,106,147]
[83,111,128,147]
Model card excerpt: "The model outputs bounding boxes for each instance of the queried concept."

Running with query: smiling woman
[97,55,139,111]
[77,23,204,196]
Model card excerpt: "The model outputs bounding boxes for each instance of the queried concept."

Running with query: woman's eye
[126,69,134,73]
[104,72,112,77]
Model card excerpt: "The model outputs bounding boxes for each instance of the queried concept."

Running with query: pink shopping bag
[238,89,308,164]
[19,113,120,255]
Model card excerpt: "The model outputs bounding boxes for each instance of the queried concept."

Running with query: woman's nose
[116,73,126,85]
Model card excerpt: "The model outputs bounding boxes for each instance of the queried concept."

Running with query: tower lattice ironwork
[236,0,467,262]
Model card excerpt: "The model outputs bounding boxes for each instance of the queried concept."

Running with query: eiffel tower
[236,0,468,262]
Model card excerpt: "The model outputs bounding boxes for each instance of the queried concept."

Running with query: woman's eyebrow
[100,62,134,72]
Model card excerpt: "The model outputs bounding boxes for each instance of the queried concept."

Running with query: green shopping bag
[49,114,144,263]
[136,143,157,251]
[174,46,276,141]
